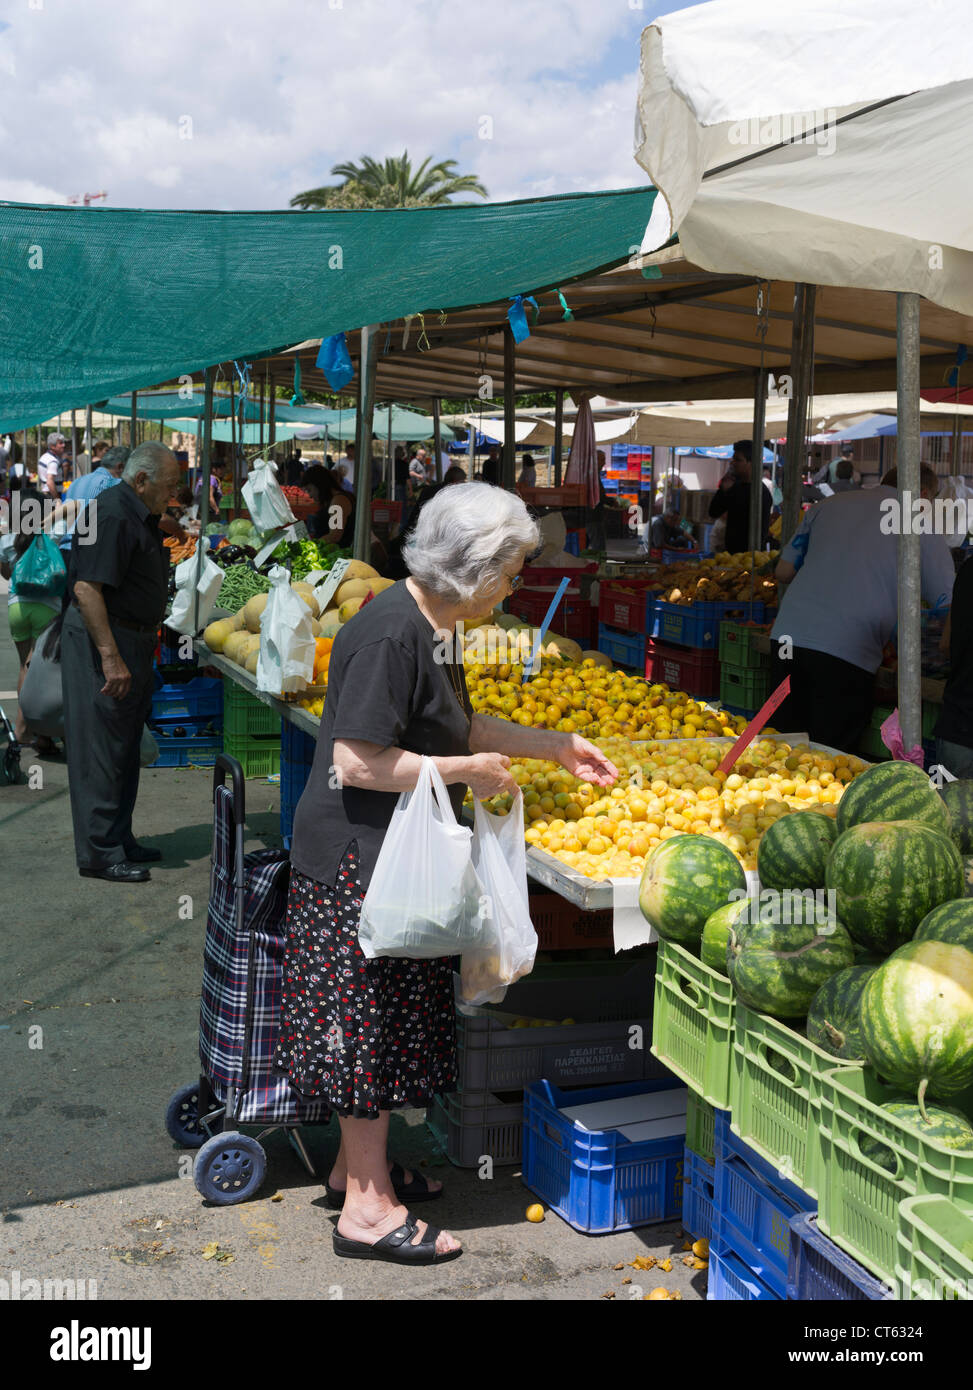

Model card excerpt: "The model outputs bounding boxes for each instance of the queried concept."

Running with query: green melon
[914,899,973,951]
[859,939,973,1112]
[757,809,838,891]
[638,834,747,946]
[701,898,750,975]
[825,820,965,955]
[806,964,877,1059]
[859,1100,973,1173]
[836,759,951,837]
[726,900,855,1019]
[942,780,973,854]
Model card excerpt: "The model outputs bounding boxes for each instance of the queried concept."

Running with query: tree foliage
[291,152,487,210]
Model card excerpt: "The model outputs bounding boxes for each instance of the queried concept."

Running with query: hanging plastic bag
[242,457,296,533]
[167,538,224,636]
[256,564,315,694]
[460,791,537,1006]
[359,758,484,960]
[11,533,66,599]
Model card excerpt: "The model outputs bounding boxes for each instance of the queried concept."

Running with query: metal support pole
[467,410,476,477]
[952,413,963,474]
[385,405,393,491]
[749,367,769,554]
[84,405,92,475]
[781,283,816,546]
[194,366,215,633]
[130,391,138,450]
[553,388,564,487]
[432,398,443,483]
[352,326,378,562]
[502,328,516,491]
[896,292,923,754]
[229,375,239,511]
[268,376,276,462]
[259,370,266,457]
[70,409,77,481]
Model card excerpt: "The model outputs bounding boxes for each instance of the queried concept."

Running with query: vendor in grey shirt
[771,465,954,751]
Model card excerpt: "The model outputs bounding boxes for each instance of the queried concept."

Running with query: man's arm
[72,580,132,699]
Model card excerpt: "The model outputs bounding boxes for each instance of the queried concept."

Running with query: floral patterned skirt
[272,846,457,1118]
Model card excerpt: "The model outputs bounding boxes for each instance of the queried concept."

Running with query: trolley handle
[213,753,246,821]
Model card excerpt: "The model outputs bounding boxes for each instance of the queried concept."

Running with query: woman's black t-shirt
[290,580,473,890]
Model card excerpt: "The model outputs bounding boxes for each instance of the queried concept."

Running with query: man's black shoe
[124,844,162,863]
[79,862,151,883]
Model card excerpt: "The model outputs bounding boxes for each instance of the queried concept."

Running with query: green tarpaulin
[0,186,656,433]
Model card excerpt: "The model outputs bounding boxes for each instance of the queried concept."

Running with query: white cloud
[0,0,653,211]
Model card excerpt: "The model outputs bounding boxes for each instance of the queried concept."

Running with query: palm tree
[290,151,487,210]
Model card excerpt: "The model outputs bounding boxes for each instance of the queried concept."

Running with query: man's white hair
[402,482,539,604]
[122,441,178,484]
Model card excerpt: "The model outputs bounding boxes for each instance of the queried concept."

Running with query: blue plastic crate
[281,723,318,842]
[151,673,223,723]
[148,730,223,768]
[597,623,646,671]
[715,1110,816,1211]
[159,625,197,667]
[708,1240,781,1301]
[564,531,580,557]
[662,548,700,566]
[522,1077,687,1235]
[683,1148,717,1246]
[646,598,765,651]
[787,1213,893,1302]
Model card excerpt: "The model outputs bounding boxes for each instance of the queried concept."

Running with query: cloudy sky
[0,0,681,211]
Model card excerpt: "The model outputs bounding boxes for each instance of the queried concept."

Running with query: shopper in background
[650,506,691,551]
[708,440,770,554]
[54,445,130,557]
[0,476,63,749]
[772,464,954,751]
[76,438,110,475]
[37,432,67,498]
[814,443,860,488]
[302,464,353,547]
[336,442,357,494]
[275,482,618,1265]
[393,445,409,507]
[935,549,973,776]
[61,442,182,883]
[518,453,537,489]
[408,448,428,495]
[829,457,860,493]
[480,444,501,485]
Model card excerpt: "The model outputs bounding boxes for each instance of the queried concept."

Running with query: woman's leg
[327,1138,442,1198]
[335,1112,460,1256]
[13,636,32,743]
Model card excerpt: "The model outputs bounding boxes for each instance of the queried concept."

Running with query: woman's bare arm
[332,738,515,799]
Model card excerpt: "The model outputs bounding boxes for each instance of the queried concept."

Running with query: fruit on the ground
[701,899,750,974]
[338,596,366,622]
[913,899,973,951]
[757,809,837,890]
[836,759,952,837]
[859,1100,973,1172]
[243,592,270,633]
[202,617,235,652]
[826,820,964,954]
[525,1205,545,1223]
[941,780,973,854]
[806,964,878,1059]
[639,835,747,945]
[859,940,973,1111]
[727,902,855,1018]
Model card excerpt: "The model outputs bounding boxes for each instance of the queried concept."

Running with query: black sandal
[333,1211,461,1264]
[325,1161,443,1210]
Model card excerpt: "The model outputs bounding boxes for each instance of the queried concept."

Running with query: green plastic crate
[730,1001,846,1200]
[816,1066,973,1287]
[718,620,771,671]
[223,680,281,738]
[720,663,773,714]
[896,1196,973,1300]
[685,1089,716,1165]
[222,731,281,779]
[650,938,734,1109]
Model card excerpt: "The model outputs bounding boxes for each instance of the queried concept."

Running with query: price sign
[314,557,352,612]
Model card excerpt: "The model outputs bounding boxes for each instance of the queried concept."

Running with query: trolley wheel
[193,1132,266,1206]
[165,1082,214,1149]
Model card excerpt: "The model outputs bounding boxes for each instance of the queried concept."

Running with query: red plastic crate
[522,561,598,585]
[528,892,613,950]
[598,579,654,634]
[645,638,721,697]
[519,484,587,508]
[371,500,403,526]
[508,586,594,644]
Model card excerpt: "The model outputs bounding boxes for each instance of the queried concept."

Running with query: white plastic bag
[359,758,484,960]
[167,538,224,635]
[256,564,315,694]
[460,791,537,1006]
[242,457,296,533]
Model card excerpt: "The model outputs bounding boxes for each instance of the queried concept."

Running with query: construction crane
[67,191,108,206]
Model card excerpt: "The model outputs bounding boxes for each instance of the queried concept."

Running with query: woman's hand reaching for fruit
[555,733,618,786]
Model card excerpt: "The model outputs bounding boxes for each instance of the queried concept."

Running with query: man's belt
[70,601,157,636]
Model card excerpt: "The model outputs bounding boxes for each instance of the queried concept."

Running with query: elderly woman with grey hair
[274,483,618,1265]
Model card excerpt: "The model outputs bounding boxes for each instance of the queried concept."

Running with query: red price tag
[717,676,792,776]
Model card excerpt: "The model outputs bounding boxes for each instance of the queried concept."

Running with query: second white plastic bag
[256,564,315,694]
[167,539,224,636]
[460,791,537,1006]
[358,758,485,960]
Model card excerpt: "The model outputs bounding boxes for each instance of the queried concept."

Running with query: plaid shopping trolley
[164,754,331,1204]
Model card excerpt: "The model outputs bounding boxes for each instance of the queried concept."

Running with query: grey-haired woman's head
[402,482,539,609]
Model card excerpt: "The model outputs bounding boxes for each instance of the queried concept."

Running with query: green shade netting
[0,186,656,433]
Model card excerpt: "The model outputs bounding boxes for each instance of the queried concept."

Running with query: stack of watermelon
[638,760,973,1149]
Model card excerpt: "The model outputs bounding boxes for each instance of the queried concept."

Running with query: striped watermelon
[701,898,750,974]
[859,940,973,1112]
[860,1101,973,1173]
[914,899,973,951]
[806,963,877,1059]
[836,760,952,838]
[757,810,837,890]
[726,901,854,1018]
[639,834,746,945]
[942,780,973,854]
[825,820,964,955]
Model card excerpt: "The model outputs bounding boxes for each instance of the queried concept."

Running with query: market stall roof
[634,0,973,316]
[0,186,657,434]
[168,403,453,444]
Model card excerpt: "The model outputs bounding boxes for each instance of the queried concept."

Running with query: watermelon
[942,780,973,854]
[836,759,952,838]
[701,899,750,974]
[859,1100,973,1173]
[825,820,964,955]
[914,899,973,951]
[726,900,855,1018]
[806,964,877,1059]
[638,834,746,945]
[859,940,973,1113]
[757,810,837,891]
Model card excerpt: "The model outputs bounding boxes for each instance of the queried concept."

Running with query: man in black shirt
[62,442,182,882]
[708,439,771,553]
[935,553,973,777]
